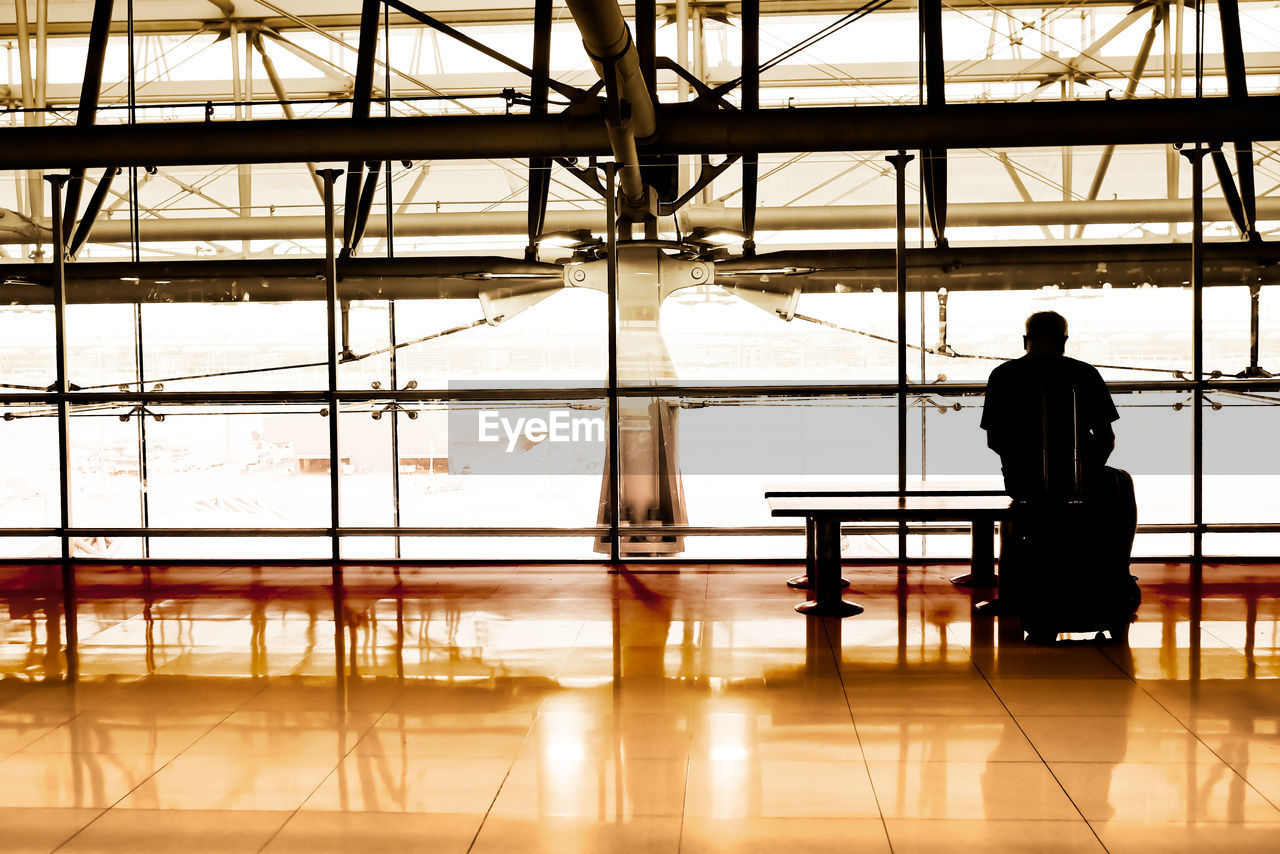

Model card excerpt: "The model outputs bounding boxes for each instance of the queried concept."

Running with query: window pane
[1205,396,1280,554]
[337,299,389,392]
[400,400,604,532]
[70,406,142,528]
[339,411,393,527]
[0,306,52,390]
[393,291,605,387]
[144,405,329,529]
[140,302,327,392]
[145,537,331,560]
[66,303,136,391]
[0,405,59,528]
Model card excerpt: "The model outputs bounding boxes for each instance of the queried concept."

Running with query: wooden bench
[767,492,1013,617]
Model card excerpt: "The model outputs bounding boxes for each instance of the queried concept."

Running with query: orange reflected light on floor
[0,562,1278,851]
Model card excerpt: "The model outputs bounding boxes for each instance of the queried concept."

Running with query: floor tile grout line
[969,646,1111,852]
[1098,628,1280,819]
[675,733,693,854]
[0,700,89,766]
[821,615,896,854]
[254,687,402,854]
[47,688,259,854]
[549,620,589,683]
[1200,623,1280,680]
[37,807,111,853]
[455,670,569,854]
[464,756,521,854]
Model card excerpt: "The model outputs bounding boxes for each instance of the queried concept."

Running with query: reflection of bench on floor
[765,489,1011,618]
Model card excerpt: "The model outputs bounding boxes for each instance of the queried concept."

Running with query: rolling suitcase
[1002,384,1141,643]
[1005,496,1141,644]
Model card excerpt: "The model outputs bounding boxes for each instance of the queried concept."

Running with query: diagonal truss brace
[525,0,553,260]
[342,0,382,258]
[384,0,585,102]
[1074,3,1164,239]
[250,30,325,201]
[61,0,116,258]
[921,0,947,248]
[1215,0,1259,241]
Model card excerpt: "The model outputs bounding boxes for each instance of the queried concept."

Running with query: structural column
[605,163,621,564]
[47,174,77,677]
[887,151,914,561]
[741,0,759,253]
[319,170,343,564]
[1180,143,1206,587]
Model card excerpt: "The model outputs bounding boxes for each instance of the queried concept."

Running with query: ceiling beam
[0,240,1273,305]
[1,95,1279,169]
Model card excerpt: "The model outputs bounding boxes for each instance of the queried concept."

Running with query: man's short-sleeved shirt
[981,355,1118,496]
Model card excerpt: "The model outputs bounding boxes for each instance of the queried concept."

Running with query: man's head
[1024,310,1068,356]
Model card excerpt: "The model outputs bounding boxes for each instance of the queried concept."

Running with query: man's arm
[1084,365,1119,465]
[1091,420,1116,464]
[981,368,1008,456]
[986,424,1009,456]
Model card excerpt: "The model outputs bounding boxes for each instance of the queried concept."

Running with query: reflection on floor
[0,562,1278,852]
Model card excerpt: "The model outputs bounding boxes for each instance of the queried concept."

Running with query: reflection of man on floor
[981,312,1137,608]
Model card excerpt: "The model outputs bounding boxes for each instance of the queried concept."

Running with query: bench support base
[950,573,999,587]
[790,517,850,589]
[787,574,851,590]
[795,599,865,617]
[796,518,864,618]
[951,518,998,587]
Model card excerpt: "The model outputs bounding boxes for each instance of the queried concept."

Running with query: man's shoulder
[987,357,1025,380]
[1061,356,1106,381]
[987,355,1105,387]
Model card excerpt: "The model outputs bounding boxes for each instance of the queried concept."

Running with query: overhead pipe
[564,0,657,208]
[3,196,1280,246]
[678,197,1280,230]
[14,0,42,230]
[34,0,47,111]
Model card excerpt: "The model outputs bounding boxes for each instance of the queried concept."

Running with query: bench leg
[789,517,851,590]
[951,518,998,587]
[796,519,863,618]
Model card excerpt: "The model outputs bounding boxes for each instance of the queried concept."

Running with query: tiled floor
[0,562,1278,852]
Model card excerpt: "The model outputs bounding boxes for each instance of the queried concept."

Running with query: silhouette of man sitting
[981,311,1138,625]
[982,311,1117,500]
